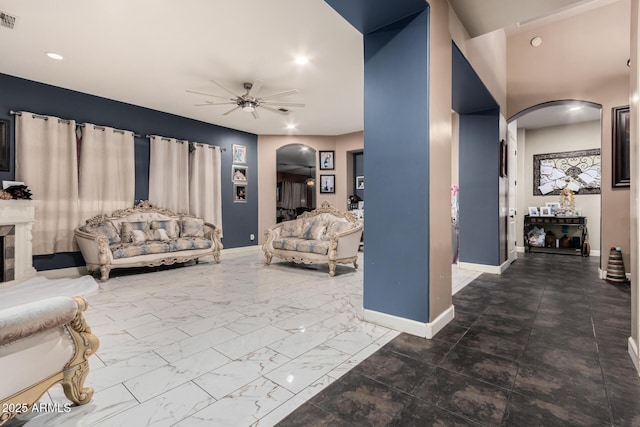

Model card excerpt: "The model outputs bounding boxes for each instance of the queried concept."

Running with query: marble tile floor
[7,250,404,427]
[280,253,640,426]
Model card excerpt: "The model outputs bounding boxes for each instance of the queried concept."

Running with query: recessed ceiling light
[569,106,582,111]
[294,56,308,65]
[287,124,296,130]
[530,37,542,47]
[46,52,63,60]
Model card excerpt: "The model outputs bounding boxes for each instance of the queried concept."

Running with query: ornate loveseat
[74,201,222,281]
[263,202,363,276]
[0,296,99,426]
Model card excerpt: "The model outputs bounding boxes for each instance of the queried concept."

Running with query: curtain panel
[148,136,189,214]
[78,124,135,222]
[189,143,223,232]
[15,113,79,255]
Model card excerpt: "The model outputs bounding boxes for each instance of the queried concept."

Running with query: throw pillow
[180,217,205,237]
[121,221,150,243]
[131,229,147,244]
[302,219,327,240]
[146,228,170,242]
[82,221,121,244]
[323,221,355,240]
[151,220,179,239]
[280,219,304,238]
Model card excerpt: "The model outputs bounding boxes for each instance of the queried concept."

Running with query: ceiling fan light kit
[188,79,305,120]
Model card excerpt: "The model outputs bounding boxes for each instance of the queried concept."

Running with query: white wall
[516,120,602,251]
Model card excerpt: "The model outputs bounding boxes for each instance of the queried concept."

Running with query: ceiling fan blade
[260,105,290,115]
[222,106,241,116]
[251,110,260,120]
[260,89,299,100]
[261,101,305,107]
[186,90,231,100]
[194,101,237,106]
[248,79,263,98]
[210,79,242,98]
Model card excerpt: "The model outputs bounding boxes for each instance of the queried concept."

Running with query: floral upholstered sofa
[74,201,222,281]
[263,202,363,276]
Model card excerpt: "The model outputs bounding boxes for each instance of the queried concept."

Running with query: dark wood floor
[278,253,638,426]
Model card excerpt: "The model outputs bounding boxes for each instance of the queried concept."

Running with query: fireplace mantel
[0,200,36,287]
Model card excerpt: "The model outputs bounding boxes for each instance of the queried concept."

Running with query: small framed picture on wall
[319,151,334,170]
[232,144,247,164]
[233,184,247,203]
[356,176,364,190]
[232,165,248,183]
[320,174,335,193]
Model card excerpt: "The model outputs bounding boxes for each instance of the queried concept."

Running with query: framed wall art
[356,176,364,190]
[319,150,334,170]
[0,119,9,172]
[320,174,335,193]
[232,165,247,183]
[233,184,247,203]
[612,105,630,187]
[533,149,601,196]
[232,144,247,164]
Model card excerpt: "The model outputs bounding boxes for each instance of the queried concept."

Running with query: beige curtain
[189,143,222,231]
[281,182,307,209]
[79,124,135,222]
[16,112,79,255]
[148,136,189,213]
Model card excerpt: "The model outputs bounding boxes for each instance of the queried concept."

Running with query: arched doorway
[508,100,602,260]
[276,144,316,223]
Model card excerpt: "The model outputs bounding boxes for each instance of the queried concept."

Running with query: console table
[524,215,587,256]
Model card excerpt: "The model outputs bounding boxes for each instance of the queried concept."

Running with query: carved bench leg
[329,261,336,277]
[61,361,93,405]
[99,265,110,282]
[353,259,359,269]
[213,250,221,264]
[265,253,272,265]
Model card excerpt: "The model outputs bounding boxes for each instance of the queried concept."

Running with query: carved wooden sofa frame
[0,296,99,426]
[263,202,363,276]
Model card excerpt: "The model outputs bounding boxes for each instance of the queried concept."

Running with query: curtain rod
[9,110,141,137]
[146,134,226,151]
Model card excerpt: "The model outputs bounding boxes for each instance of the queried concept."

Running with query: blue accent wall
[0,73,258,270]
[458,110,501,265]
[451,44,501,266]
[362,10,431,323]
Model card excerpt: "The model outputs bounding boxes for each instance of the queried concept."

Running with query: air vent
[278,108,289,113]
[0,11,17,29]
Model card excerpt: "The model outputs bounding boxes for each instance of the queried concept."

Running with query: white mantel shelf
[0,200,36,288]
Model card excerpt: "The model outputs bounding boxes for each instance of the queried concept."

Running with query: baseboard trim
[426,305,455,339]
[221,245,260,256]
[629,337,639,374]
[363,305,454,339]
[590,249,601,256]
[458,261,509,275]
[516,246,525,253]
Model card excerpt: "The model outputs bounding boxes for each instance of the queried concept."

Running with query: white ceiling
[514,104,602,129]
[0,1,621,136]
[0,0,363,136]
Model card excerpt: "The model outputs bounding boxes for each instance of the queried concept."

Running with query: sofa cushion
[80,221,121,244]
[272,238,329,255]
[280,219,304,238]
[151,220,180,239]
[181,217,205,237]
[110,237,213,259]
[121,221,150,243]
[110,241,170,259]
[301,219,327,240]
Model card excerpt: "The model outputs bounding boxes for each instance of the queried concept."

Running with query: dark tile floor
[279,253,640,426]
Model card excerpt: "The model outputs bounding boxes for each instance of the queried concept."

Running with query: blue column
[324,0,432,323]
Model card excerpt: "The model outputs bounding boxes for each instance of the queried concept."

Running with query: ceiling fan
[187,79,305,119]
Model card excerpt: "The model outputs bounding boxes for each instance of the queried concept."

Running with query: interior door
[507,121,518,263]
